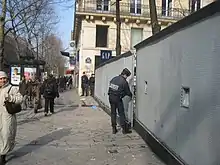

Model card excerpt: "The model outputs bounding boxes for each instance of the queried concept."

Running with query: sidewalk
[8,90,164,165]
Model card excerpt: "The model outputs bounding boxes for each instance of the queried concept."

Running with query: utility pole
[149,0,161,35]
[115,0,121,56]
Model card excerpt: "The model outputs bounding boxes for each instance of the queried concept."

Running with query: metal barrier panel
[136,13,220,165]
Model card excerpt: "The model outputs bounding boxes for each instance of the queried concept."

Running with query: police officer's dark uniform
[108,68,132,134]
[89,74,95,96]
[81,72,89,96]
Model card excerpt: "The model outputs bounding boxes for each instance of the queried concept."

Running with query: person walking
[42,74,59,116]
[0,71,22,164]
[108,68,132,134]
[19,76,28,110]
[30,76,41,113]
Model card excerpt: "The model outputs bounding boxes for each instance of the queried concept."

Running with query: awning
[65,69,74,74]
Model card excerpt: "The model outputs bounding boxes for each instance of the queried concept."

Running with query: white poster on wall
[10,66,21,85]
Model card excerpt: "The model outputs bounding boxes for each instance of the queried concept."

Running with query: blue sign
[101,50,112,60]
[70,57,76,66]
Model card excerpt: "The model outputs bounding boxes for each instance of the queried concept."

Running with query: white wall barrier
[135,2,220,165]
[95,51,135,124]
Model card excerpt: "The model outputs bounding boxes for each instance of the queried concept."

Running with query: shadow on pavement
[8,128,71,162]
[17,105,79,126]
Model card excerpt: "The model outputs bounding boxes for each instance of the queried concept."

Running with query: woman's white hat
[0,71,8,78]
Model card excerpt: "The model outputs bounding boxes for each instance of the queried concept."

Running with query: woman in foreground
[0,71,22,165]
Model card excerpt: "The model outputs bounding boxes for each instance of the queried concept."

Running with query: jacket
[42,78,59,99]
[108,75,132,99]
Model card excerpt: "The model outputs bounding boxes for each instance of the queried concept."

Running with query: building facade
[73,0,213,94]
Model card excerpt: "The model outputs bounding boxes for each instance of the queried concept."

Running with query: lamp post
[116,0,121,56]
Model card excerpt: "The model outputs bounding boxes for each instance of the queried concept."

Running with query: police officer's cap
[121,68,131,77]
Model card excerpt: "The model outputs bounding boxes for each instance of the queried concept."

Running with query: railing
[76,1,190,19]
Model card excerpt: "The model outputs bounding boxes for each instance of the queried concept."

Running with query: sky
[55,1,75,51]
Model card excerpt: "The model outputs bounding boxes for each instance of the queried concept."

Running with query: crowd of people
[19,74,73,115]
[0,67,133,164]
[0,71,74,164]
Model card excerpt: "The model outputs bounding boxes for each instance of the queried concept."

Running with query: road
[7,90,165,165]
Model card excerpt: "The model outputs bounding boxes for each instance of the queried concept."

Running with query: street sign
[70,41,75,47]
[70,56,76,66]
[101,50,112,60]
[85,57,92,64]
[69,49,76,57]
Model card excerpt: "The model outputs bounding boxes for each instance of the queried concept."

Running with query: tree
[0,0,60,70]
[174,0,190,16]
[40,34,66,75]
[0,0,8,69]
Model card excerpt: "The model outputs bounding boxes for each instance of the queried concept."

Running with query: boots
[0,155,6,165]
[112,127,118,134]
[122,125,132,134]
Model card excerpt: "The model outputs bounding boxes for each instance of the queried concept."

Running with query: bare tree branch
[0,0,66,69]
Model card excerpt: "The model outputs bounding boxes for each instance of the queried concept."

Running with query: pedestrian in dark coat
[19,76,28,109]
[89,74,95,96]
[81,72,89,96]
[42,74,59,116]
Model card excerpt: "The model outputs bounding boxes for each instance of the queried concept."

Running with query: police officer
[108,68,132,134]
[89,74,95,96]
[81,72,89,96]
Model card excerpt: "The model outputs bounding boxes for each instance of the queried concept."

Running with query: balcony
[76,1,190,20]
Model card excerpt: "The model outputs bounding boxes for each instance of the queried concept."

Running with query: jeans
[22,95,28,109]
[44,98,54,113]
[109,95,126,128]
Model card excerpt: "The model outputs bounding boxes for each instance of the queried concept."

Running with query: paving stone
[7,90,165,165]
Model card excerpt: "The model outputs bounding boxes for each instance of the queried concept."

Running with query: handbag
[4,86,22,114]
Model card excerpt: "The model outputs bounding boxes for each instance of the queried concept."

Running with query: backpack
[45,82,54,95]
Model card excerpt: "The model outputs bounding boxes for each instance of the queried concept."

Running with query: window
[96,25,108,47]
[162,0,173,16]
[189,0,201,13]
[131,28,143,48]
[130,0,141,14]
[97,0,109,11]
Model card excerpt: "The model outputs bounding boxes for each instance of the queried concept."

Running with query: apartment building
[72,0,213,93]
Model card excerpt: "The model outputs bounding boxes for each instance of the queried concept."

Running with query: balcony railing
[76,1,190,19]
